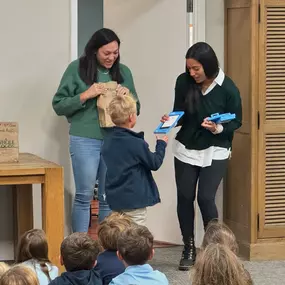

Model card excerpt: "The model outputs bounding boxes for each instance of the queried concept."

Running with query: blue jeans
[70,135,111,232]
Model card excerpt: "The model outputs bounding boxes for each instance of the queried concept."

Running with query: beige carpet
[150,246,285,285]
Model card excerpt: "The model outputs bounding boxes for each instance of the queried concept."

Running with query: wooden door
[258,0,285,238]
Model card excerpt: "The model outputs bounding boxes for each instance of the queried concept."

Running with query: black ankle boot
[178,237,196,271]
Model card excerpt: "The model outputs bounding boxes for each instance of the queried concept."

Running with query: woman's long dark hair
[185,42,219,113]
[79,28,124,85]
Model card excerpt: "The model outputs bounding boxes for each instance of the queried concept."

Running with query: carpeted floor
[150,246,285,285]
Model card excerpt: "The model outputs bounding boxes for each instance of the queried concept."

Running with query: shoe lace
[182,239,195,259]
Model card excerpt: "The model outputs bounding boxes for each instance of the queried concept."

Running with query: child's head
[0,262,10,279]
[0,265,39,285]
[108,94,137,128]
[16,229,51,281]
[117,225,154,266]
[191,244,251,285]
[60,232,100,272]
[98,212,133,251]
[201,220,238,254]
[16,229,50,263]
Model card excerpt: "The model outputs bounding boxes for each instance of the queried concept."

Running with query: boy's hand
[156,134,168,144]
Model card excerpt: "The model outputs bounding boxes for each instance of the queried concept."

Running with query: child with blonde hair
[95,212,133,284]
[0,262,10,279]
[191,244,252,285]
[102,95,168,225]
[0,265,39,285]
[201,220,238,253]
[201,220,253,284]
[16,229,58,285]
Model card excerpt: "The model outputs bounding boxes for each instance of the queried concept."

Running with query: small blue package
[154,111,184,134]
[207,113,236,124]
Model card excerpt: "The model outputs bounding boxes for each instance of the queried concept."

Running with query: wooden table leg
[13,184,33,258]
[42,167,64,271]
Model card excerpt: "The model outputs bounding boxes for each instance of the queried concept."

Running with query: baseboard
[154,240,180,248]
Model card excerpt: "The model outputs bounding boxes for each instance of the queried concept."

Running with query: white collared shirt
[173,68,230,167]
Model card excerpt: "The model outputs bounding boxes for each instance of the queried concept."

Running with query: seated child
[102,95,168,225]
[0,262,10,279]
[201,220,253,284]
[110,225,168,285]
[95,213,133,285]
[49,233,101,285]
[191,243,251,285]
[16,229,58,285]
[0,265,39,285]
[201,220,238,253]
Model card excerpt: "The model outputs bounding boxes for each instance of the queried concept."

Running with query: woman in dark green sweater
[162,42,242,270]
[52,28,140,233]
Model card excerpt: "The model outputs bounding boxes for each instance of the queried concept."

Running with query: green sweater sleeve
[121,64,141,115]
[220,81,242,134]
[52,60,86,117]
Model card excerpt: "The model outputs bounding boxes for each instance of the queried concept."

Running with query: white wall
[104,0,187,244]
[206,0,225,68]
[205,0,225,220]
[0,0,72,259]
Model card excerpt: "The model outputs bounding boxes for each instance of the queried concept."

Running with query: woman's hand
[80,83,106,103]
[160,114,169,123]
[116,85,129,96]
[201,118,217,132]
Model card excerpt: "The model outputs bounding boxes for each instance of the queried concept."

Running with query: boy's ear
[148,248,155,261]
[129,113,136,122]
[116,250,123,261]
[60,255,64,266]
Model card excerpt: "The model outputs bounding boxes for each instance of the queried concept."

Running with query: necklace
[97,68,109,75]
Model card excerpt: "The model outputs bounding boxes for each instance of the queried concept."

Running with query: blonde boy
[101,95,167,225]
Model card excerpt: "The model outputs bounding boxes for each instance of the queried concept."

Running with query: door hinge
[258,3,261,23]
[257,111,260,129]
[257,213,260,231]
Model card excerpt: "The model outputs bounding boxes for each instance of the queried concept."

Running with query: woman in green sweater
[162,42,242,270]
[52,28,140,233]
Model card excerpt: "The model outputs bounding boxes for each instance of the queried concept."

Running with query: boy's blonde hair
[98,212,133,250]
[0,265,39,285]
[191,244,252,285]
[108,94,137,126]
[0,262,10,279]
[201,220,238,254]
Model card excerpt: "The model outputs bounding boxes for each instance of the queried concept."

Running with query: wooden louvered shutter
[258,0,285,238]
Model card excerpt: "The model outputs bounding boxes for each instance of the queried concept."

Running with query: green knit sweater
[52,59,140,139]
[173,72,242,150]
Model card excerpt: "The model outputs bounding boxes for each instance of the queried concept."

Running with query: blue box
[154,111,184,134]
[207,113,236,124]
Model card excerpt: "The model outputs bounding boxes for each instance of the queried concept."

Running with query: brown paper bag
[97,81,131,128]
[0,122,19,163]
[97,81,118,128]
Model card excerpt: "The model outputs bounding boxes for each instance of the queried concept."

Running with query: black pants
[174,157,228,239]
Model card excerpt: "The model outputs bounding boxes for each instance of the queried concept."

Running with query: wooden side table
[0,153,64,270]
